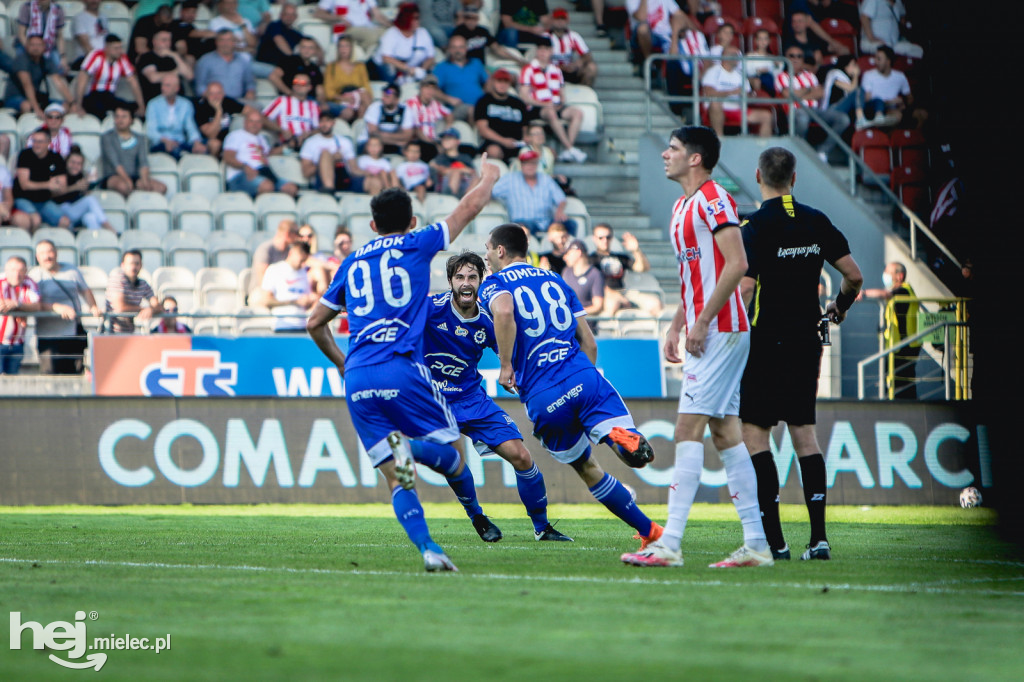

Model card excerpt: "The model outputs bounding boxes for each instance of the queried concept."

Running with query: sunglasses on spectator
[164,307,178,314]
[46,113,63,119]
[594,234,610,240]
[786,52,804,59]
[299,231,315,239]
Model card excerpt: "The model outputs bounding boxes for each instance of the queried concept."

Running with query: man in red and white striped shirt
[404,75,452,160]
[74,34,146,119]
[775,49,851,162]
[0,256,42,375]
[518,42,586,163]
[262,74,320,149]
[622,126,771,570]
[548,9,597,87]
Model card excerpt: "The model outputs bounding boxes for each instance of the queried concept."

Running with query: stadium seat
[77,229,121,272]
[719,0,748,21]
[268,155,307,189]
[95,191,129,234]
[820,18,857,56]
[331,119,354,139]
[296,20,332,53]
[474,156,508,178]
[0,226,33,265]
[254,192,298,232]
[16,112,43,148]
[212,192,258,238]
[429,251,457,293]
[347,214,375,248]
[564,196,592,234]
[162,231,208,272]
[32,227,77,264]
[208,231,251,272]
[63,113,103,164]
[0,111,18,159]
[298,193,342,247]
[238,267,254,300]
[562,84,604,144]
[238,316,276,335]
[451,119,479,146]
[622,270,667,304]
[127,191,172,236]
[702,15,743,43]
[148,152,181,196]
[100,1,133,40]
[195,267,241,313]
[255,79,278,109]
[338,192,373,223]
[457,233,488,254]
[120,231,164,272]
[153,266,197,312]
[889,128,929,169]
[79,264,108,310]
[99,113,145,135]
[180,154,224,202]
[423,194,459,225]
[890,164,930,216]
[741,16,781,52]
[749,0,784,25]
[851,129,892,180]
[470,213,506,236]
[170,193,215,237]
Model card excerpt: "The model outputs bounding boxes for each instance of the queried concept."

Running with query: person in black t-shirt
[473,68,527,160]
[13,129,69,229]
[498,0,550,47]
[194,81,248,157]
[738,146,863,563]
[256,2,304,68]
[129,3,176,61]
[136,29,191,105]
[173,0,216,64]
[451,6,525,65]
[269,37,324,99]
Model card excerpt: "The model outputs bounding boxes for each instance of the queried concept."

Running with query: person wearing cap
[269,36,325,100]
[136,27,192,105]
[561,237,605,331]
[430,128,478,198]
[492,147,576,237]
[145,78,206,159]
[195,29,256,102]
[299,110,364,194]
[33,103,75,158]
[262,74,321,150]
[498,0,552,48]
[548,8,597,87]
[372,3,436,85]
[433,34,489,121]
[474,67,528,161]
[360,84,415,154]
[5,33,75,118]
[405,76,453,162]
[519,41,587,163]
[452,5,526,66]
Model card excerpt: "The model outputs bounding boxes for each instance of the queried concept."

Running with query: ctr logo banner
[92,336,665,398]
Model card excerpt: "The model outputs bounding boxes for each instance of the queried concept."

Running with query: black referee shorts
[740,330,823,428]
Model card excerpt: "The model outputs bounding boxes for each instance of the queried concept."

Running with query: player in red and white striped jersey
[548,9,597,87]
[74,35,146,120]
[519,42,587,163]
[622,126,771,570]
[262,74,320,149]
[0,256,42,375]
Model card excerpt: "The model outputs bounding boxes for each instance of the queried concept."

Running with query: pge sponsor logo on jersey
[677,246,702,263]
[141,350,238,397]
[546,383,584,413]
[427,352,468,378]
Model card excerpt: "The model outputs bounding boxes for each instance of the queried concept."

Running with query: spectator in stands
[29,239,99,374]
[560,238,603,330]
[430,129,477,198]
[223,110,299,198]
[474,68,527,161]
[208,0,258,59]
[590,222,661,317]
[239,0,273,35]
[538,221,571,271]
[372,3,436,85]
[6,34,75,117]
[745,28,784,95]
[71,0,110,67]
[783,10,848,64]
[433,35,489,122]
[861,261,920,398]
[263,74,321,151]
[33,104,73,160]
[701,47,774,138]
[523,122,573,196]
[1,255,41,374]
[862,46,913,128]
[195,29,256,103]
[627,0,687,71]
[105,249,161,334]
[251,219,300,294]
[0,165,29,231]
[776,49,849,163]
[860,0,922,58]
[314,0,391,55]
[76,34,146,119]
[493,148,574,237]
[269,37,325,100]
[360,83,414,154]
[14,130,69,230]
[405,76,453,162]
[499,0,551,48]
[129,3,176,60]
[146,79,206,159]
[15,0,68,76]
[173,1,216,66]
[256,241,321,333]
[136,28,192,105]
[548,8,597,87]
[296,224,331,263]
[323,35,373,122]
[356,135,398,195]
[820,55,869,130]
[194,81,250,159]
[256,2,303,75]
[326,225,353,279]
[519,42,587,163]
[396,140,432,202]
[708,21,738,57]
[151,295,192,333]
[299,110,364,193]
[55,147,115,232]
[101,105,167,197]
[452,6,524,66]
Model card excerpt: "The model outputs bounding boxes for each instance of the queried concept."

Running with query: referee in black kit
[739,147,863,562]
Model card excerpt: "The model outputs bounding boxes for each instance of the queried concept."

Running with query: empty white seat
[564,196,591,234]
[79,264,108,310]
[77,229,121,272]
[268,155,307,188]
[162,231,208,271]
[148,152,181,196]
[180,154,224,202]
[298,193,342,246]
[63,113,103,164]
[127,191,172,236]
[94,191,129,234]
[207,231,251,272]
[170,193,215,236]
[0,226,33,264]
[212,192,258,238]
[152,266,197,311]
[195,267,241,313]
[254,192,298,232]
[338,192,373,222]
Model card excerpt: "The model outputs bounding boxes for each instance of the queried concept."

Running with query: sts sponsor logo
[141,350,238,396]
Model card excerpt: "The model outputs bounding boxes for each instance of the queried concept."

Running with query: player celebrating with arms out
[306,160,500,573]
[423,251,571,543]
[480,224,663,557]
[622,126,771,569]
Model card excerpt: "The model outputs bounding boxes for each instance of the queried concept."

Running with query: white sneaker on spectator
[557,149,576,162]
[818,151,829,164]
[855,114,872,130]
[569,147,588,163]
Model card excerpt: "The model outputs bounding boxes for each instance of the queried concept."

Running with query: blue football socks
[409,440,461,476]
[446,464,483,519]
[391,486,435,552]
[514,462,550,533]
[589,472,652,536]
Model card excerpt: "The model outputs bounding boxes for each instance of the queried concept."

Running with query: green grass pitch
[2,504,1021,681]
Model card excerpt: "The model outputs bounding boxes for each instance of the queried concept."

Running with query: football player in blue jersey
[423,251,573,543]
[306,160,500,573]
[479,224,664,556]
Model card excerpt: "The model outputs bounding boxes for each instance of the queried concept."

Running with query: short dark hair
[334,225,351,238]
[489,223,528,258]
[161,295,178,307]
[36,238,56,251]
[113,103,134,116]
[105,34,122,44]
[446,251,485,281]
[877,45,896,63]
[26,33,45,41]
[671,125,720,171]
[757,147,796,190]
[592,222,613,236]
[370,187,414,235]
[122,249,143,262]
[290,241,311,255]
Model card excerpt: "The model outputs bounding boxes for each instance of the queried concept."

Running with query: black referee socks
[798,454,828,546]
[750,451,786,551]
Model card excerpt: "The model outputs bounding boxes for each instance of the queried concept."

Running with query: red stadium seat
[741,16,781,52]
[750,0,784,26]
[890,164,930,215]
[852,129,892,177]
[702,15,743,44]
[718,0,748,21]
[889,129,929,169]
[857,55,876,73]
[820,18,857,56]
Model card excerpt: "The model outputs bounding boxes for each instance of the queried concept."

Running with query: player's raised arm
[306,301,347,375]
[445,153,501,243]
[488,290,519,393]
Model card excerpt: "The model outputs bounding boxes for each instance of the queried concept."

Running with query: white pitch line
[2,557,1023,597]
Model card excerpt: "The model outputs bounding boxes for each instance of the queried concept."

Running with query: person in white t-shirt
[355,134,397,195]
[222,109,299,197]
[299,110,365,193]
[314,0,391,53]
[72,0,110,64]
[861,46,913,127]
[627,0,687,66]
[395,140,432,202]
[700,48,773,138]
[256,241,318,332]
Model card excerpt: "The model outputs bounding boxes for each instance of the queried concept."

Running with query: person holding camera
[738,147,863,562]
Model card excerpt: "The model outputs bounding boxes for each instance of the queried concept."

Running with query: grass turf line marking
[3,557,1023,597]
